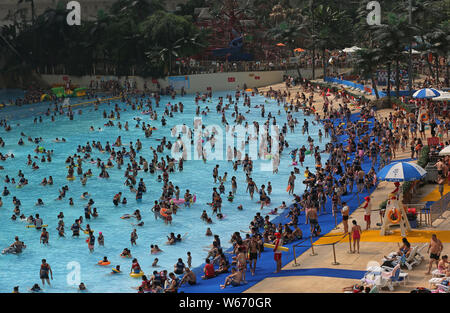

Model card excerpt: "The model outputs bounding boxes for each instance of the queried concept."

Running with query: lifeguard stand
[380,194,411,237]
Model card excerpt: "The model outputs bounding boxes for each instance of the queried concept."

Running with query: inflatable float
[170,195,196,205]
[26,224,48,228]
[130,271,144,278]
[263,243,289,252]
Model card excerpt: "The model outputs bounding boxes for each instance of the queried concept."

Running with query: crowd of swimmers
[3,72,450,293]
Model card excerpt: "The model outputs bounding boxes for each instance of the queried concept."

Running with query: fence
[36,59,357,77]
[430,191,450,225]
[291,232,351,267]
[324,77,417,98]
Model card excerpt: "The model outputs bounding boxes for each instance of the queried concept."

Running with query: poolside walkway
[244,80,449,293]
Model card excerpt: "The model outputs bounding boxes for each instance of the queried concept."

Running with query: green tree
[140,11,206,75]
[354,48,382,99]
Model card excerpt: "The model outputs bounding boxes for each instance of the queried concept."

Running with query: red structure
[193,0,269,61]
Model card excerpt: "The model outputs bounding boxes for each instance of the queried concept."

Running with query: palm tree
[301,3,352,80]
[374,13,417,98]
[423,24,450,83]
[354,48,382,99]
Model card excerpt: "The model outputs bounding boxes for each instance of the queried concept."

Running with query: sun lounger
[432,269,446,278]
[361,265,408,291]
[428,276,448,288]
[379,264,407,291]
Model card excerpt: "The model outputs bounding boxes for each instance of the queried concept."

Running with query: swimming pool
[0,90,327,293]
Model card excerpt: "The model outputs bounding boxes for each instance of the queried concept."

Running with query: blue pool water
[0,90,327,293]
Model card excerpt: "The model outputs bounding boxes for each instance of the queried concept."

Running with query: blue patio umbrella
[377,162,427,182]
[412,88,441,99]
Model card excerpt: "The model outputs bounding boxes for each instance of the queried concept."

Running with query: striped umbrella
[412,88,441,99]
[377,162,427,182]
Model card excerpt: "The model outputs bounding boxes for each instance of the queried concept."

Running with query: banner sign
[168,76,190,89]
[427,137,440,146]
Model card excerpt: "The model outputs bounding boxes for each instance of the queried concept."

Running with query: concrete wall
[40,70,286,93]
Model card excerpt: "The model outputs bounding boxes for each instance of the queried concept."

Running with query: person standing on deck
[426,234,444,275]
[273,232,282,273]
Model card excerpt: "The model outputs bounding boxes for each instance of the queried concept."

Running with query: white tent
[432,92,450,101]
[439,145,450,156]
[342,46,362,53]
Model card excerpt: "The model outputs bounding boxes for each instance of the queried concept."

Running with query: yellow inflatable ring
[112,268,121,273]
[67,176,76,181]
[130,271,144,278]
[387,208,401,224]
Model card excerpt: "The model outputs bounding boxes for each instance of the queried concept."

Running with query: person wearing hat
[363,196,372,230]
[98,232,104,246]
[273,232,282,273]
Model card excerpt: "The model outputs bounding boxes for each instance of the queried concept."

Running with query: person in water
[39,259,53,286]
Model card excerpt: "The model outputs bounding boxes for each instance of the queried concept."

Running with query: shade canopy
[413,88,441,99]
[439,145,450,156]
[342,46,361,53]
[432,92,450,101]
[276,43,286,47]
[377,162,427,182]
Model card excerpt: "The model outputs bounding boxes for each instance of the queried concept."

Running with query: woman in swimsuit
[350,220,362,254]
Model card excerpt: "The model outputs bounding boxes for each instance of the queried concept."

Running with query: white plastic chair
[379,264,408,290]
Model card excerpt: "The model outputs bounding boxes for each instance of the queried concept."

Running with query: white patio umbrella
[432,92,450,101]
[439,145,450,156]
[377,162,427,182]
[342,46,361,53]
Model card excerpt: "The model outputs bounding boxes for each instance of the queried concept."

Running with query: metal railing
[430,191,450,225]
[403,203,428,227]
[291,232,351,267]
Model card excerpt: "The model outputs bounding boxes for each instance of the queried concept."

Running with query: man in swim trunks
[341,202,349,233]
[248,235,259,276]
[288,172,296,195]
[426,234,444,274]
[220,267,242,289]
[306,207,319,234]
[40,259,53,285]
[236,246,247,283]
[179,267,196,286]
[10,236,25,253]
[71,219,80,237]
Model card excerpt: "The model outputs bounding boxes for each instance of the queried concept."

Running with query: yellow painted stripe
[420,185,450,202]
[314,230,450,245]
